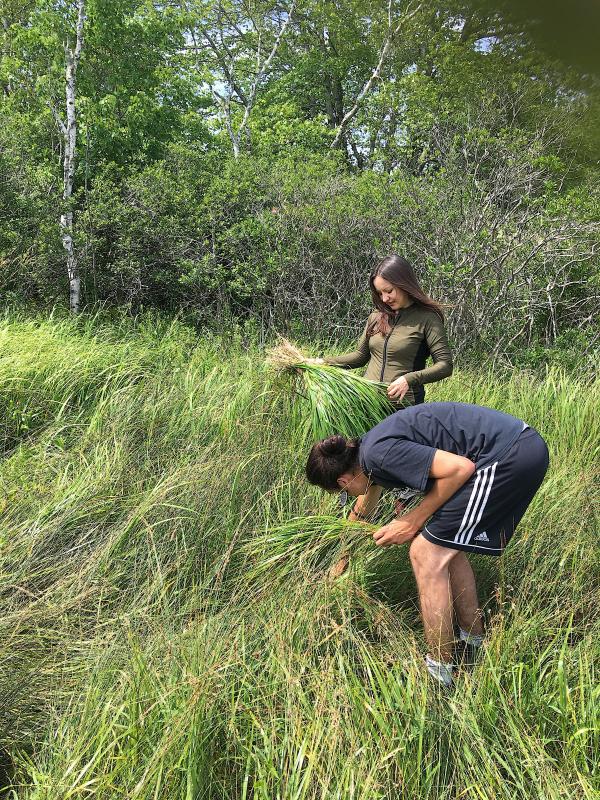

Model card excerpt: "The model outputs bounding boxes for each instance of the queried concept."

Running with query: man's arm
[328,483,383,580]
[372,450,475,546]
[349,484,383,521]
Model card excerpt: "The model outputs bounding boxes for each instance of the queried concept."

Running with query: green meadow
[0,312,598,799]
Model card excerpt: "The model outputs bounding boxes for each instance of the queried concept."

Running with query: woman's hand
[305,357,325,365]
[373,515,421,547]
[387,376,410,401]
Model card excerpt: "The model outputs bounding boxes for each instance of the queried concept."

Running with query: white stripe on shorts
[453,469,484,543]
[461,461,498,546]
[457,466,491,544]
[455,463,497,545]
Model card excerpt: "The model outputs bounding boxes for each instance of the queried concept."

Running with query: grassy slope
[0,313,597,800]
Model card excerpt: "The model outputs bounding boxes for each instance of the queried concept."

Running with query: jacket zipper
[380,313,400,382]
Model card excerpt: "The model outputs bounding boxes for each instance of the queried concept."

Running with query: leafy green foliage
[0,0,598,361]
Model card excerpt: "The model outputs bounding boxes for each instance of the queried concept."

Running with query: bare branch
[331,2,423,149]
[48,102,66,136]
[234,0,296,156]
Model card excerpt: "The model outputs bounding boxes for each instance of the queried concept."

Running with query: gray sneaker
[425,655,455,692]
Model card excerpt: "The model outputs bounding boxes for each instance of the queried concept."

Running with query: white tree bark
[201,0,296,159]
[59,0,85,313]
[330,1,422,150]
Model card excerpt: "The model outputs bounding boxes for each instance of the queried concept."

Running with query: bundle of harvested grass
[265,337,307,370]
[267,338,395,439]
[245,515,379,583]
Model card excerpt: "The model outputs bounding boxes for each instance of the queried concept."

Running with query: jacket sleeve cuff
[403,372,420,387]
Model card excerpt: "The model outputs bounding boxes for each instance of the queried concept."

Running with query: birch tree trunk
[199,0,295,160]
[59,0,85,313]
[330,1,422,151]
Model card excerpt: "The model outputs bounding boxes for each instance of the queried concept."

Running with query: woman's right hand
[387,375,410,400]
[305,357,325,365]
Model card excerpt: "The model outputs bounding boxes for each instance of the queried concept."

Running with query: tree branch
[48,102,67,136]
[331,1,422,149]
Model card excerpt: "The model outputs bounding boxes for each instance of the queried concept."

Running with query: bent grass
[245,515,379,584]
[0,315,597,799]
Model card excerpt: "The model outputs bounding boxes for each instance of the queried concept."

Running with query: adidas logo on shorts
[474,531,490,542]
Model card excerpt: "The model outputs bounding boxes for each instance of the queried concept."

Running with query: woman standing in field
[306,402,549,690]
[311,254,453,527]
[313,254,453,406]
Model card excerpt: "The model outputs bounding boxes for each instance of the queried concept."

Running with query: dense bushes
[39,138,596,366]
[3,132,598,367]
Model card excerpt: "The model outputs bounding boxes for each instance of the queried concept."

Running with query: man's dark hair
[306,435,360,491]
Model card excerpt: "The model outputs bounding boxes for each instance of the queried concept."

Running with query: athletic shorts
[421,426,549,555]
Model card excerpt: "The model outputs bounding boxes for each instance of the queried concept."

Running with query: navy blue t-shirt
[359,402,525,492]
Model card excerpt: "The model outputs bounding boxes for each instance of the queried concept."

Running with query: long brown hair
[368,255,444,337]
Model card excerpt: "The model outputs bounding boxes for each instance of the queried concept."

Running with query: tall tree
[329,0,422,151]
[185,0,296,158]
[54,0,85,313]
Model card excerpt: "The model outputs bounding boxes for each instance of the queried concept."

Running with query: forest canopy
[1,0,599,364]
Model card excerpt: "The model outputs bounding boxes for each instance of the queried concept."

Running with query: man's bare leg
[409,535,458,664]
[448,552,484,636]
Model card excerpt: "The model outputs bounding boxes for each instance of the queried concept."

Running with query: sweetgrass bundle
[267,338,395,439]
[245,515,379,583]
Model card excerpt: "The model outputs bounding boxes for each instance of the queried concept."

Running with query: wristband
[352,504,369,521]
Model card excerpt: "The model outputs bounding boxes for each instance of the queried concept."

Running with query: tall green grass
[0,312,597,799]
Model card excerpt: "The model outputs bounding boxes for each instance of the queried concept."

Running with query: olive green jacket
[325,306,453,405]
